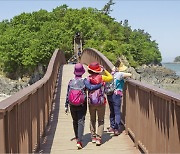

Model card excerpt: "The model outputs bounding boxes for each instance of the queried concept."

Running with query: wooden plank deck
[38,64,140,154]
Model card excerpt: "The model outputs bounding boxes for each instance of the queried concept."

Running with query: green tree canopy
[174,56,180,62]
[0,4,162,79]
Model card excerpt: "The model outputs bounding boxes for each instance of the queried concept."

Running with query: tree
[122,20,131,43]
[174,56,180,62]
[0,5,162,79]
[101,0,115,15]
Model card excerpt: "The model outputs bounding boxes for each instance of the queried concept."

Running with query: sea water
[162,63,180,76]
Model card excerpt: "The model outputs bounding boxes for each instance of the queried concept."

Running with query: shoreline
[162,62,180,76]
[162,62,180,64]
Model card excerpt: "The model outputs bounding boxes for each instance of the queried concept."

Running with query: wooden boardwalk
[38,64,140,154]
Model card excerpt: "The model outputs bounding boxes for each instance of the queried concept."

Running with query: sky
[0,0,180,62]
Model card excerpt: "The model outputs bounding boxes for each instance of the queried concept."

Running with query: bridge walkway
[38,64,140,154]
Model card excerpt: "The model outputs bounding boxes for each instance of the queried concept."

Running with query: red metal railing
[0,49,66,153]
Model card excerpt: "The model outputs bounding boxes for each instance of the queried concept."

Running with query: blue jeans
[70,104,87,142]
[107,93,122,130]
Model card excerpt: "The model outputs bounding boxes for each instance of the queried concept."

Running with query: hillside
[0,5,161,79]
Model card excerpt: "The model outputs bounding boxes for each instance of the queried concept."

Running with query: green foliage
[174,56,180,62]
[101,0,115,15]
[0,5,162,79]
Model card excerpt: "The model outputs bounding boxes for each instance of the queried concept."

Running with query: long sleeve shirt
[102,70,113,82]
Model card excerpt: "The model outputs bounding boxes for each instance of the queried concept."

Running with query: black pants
[70,103,87,142]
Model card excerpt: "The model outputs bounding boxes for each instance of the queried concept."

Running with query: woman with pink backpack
[86,62,113,146]
[65,63,102,150]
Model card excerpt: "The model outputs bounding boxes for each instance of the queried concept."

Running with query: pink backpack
[88,76,105,106]
[68,78,86,106]
[88,87,104,105]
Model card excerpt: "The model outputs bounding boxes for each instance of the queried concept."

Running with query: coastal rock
[0,93,10,102]
[173,78,180,84]
[0,76,29,96]
[136,64,148,73]
[28,73,44,85]
[0,64,45,101]
[28,64,45,85]
[117,55,130,67]
[127,67,141,80]
[136,64,180,94]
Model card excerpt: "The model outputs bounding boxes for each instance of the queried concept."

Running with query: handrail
[0,47,179,153]
[124,79,180,153]
[81,47,180,153]
[0,49,66,153]
[128,79,180,102]
[80,47,114,72]
[0,49,65,111]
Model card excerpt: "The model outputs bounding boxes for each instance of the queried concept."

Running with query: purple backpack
[88,86,104,105]
[68,78,85,106]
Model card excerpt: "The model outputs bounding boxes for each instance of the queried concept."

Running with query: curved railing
[81,48,180,153]
[0,49,66,153]
[124,79,180,153]
[80,48,114,72]
[0,47,179,153]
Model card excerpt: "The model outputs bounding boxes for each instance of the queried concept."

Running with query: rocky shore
[0,64,180,102]
[128,64,180,94]
[0,65,45,101]
[0,75,29,101]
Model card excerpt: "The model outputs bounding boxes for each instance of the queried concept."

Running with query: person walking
[65,63,102,149]
[106,61,132,136]
[86,62,113,146]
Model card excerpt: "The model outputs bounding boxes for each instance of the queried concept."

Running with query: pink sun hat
[74,63,85,76]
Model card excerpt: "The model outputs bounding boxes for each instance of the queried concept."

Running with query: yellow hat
[118,62,127,71]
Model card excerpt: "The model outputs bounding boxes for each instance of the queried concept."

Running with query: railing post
[125,83,129,135]
[134,85,139,148]
[0,112,5,153]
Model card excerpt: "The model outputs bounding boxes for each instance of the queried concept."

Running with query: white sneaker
[91,137,96,143]
[77,142,83,149]
[96,138,101,146]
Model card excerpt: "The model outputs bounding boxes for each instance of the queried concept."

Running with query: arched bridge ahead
[0,48,180,153]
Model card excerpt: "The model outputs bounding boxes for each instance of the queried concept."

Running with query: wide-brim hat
[87,62,103,73]
[74,63,85,76]
[118,63,127,71]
